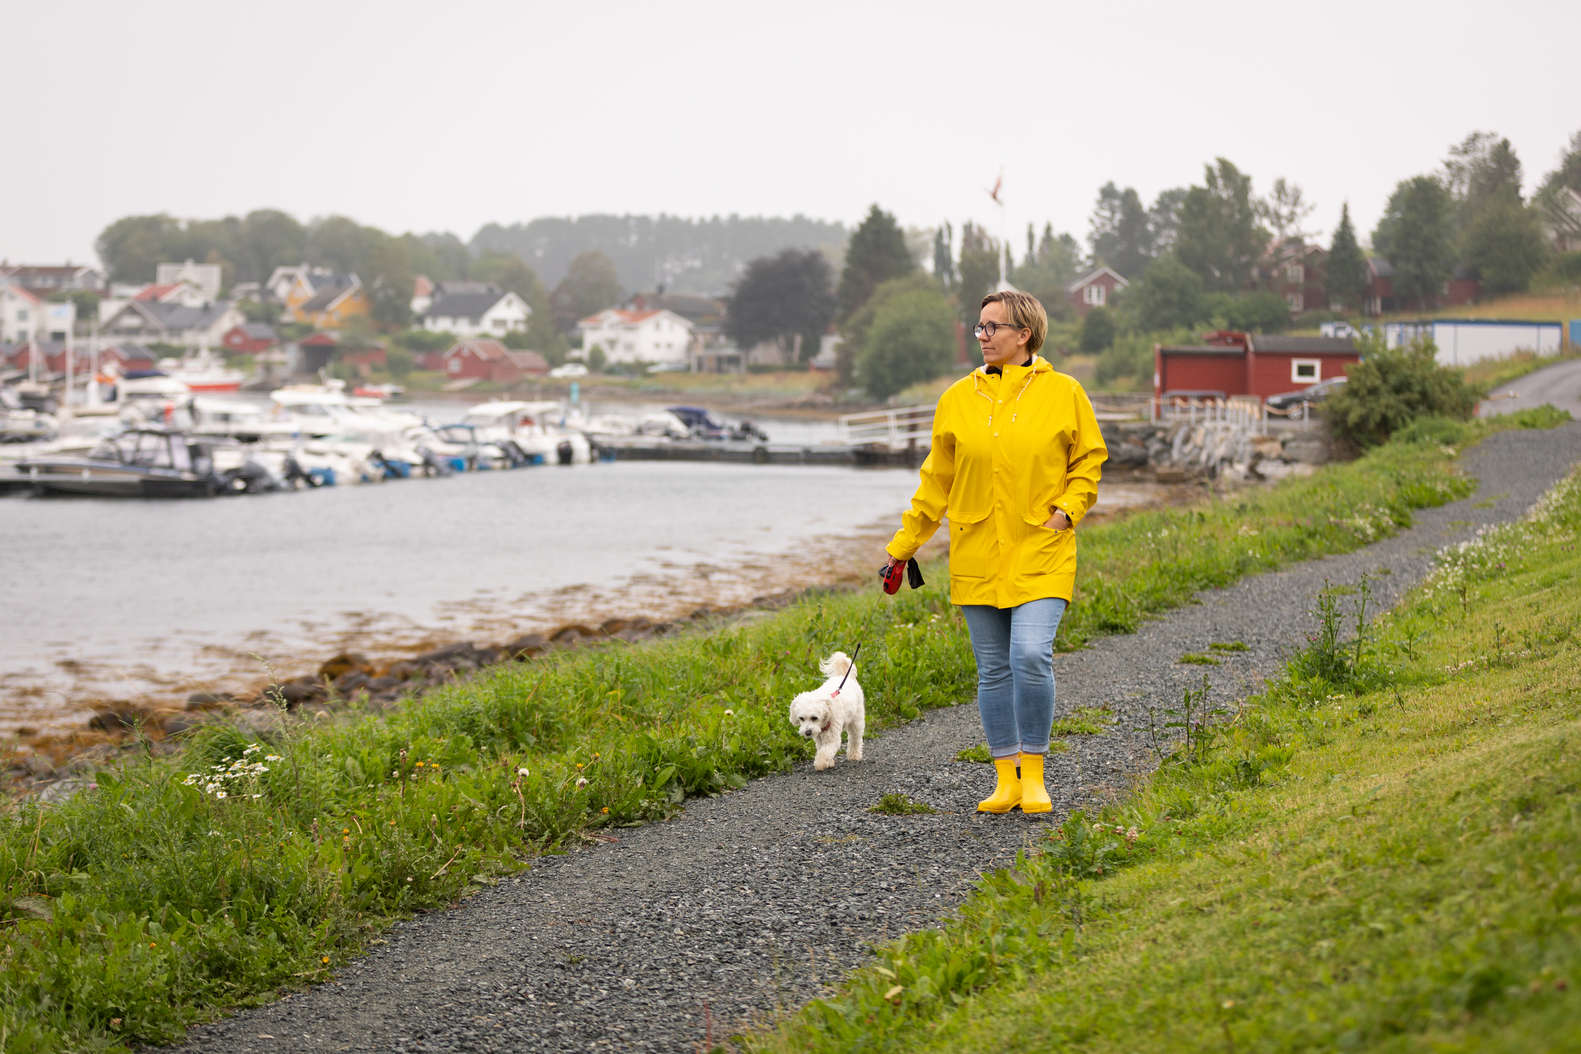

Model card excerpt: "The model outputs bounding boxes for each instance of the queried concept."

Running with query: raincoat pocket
[1023,523,1069,576]
[948,510,995,579]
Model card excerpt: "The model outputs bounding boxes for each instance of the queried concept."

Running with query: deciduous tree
[1257,178,1316,245]
[1077,306,1115,353]
[1126,254,1205,332]
[955,222,1000,322]
[725,249,836,363]
[550,251,622,333]
[855,287,956,401]
[835,204,913,325]
[1372,177,1457,308]
[1464,193,1550,295]
[1174,159,1268,293]
[96,214,183,283]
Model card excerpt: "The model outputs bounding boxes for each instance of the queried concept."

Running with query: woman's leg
[1008,597,1068,755]
[960,604,1022,814]
[959,604,1017,758]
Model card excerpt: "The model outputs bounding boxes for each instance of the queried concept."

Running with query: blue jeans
[960,598,1068,759]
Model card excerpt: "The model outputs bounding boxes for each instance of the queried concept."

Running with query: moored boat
[15,429,226,498]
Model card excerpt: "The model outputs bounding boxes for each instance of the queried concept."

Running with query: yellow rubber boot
[977,756,1022,813]
[1019,752,1052,813]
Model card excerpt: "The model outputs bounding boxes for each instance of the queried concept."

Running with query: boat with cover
[15,429,226,497]
[158,348,247,393]
[460,400,593,464]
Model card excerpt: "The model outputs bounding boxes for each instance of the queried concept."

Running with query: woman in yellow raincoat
[883,290,1106,814]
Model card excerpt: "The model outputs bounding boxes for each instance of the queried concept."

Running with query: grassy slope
[0,425,1545,1054]
[759,459,1581,1053]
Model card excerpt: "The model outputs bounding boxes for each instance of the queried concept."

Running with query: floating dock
[594,437,926,467]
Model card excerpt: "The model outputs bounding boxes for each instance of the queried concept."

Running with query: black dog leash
[832,642,861,697]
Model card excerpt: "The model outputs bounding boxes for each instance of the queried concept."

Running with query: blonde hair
[980,290,1048,355]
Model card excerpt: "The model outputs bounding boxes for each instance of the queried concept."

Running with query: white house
[577,308,694,365]
[0,285,43,343]
[419,281,530,337]
[99,299,244,349]
[156,259,224,299]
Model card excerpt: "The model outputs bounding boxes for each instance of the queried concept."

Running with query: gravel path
[169,423,1581,1054]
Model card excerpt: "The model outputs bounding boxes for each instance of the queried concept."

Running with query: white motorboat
[159,349,246,393]
[460,400,592,465]
[1,387,56,443]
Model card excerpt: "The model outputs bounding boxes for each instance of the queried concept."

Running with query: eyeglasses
[973,321,1028,339]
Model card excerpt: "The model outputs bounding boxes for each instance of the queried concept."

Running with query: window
[1083,284,1105,306]
[1292,359,1320,383]
[448,358,461,373]
[16,309,26,321]
[1287,263,1304,283]
[1286,292,1303,313]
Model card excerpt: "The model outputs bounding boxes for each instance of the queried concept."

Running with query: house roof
[1368,257,1395,278]
[0,284,42,304]
[425,286,509,322]
[578,308,687,328]
[413,274,434,297]
[1065,266,1130,293]
[109,300,236,332]
[443,339,512,361]
[1247,336,1358,355]
[1159,345,1246,356]
[134,284,180,301]
[625,292,724,324]
[502,350,548,371]
[300,281,360,313]
[300,331,340,347]
[238,322,278,340]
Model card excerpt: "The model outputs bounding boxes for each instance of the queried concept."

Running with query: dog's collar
[821,721,831,733]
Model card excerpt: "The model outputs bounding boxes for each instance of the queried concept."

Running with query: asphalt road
[1479,357,1581,417]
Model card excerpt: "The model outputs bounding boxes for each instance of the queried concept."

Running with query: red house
[222,322,279,354]
[1154,332,1360,404]
[1065,267,1129,317]
[441,340,548,383]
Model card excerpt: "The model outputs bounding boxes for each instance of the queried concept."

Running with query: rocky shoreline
[1,586,852,800]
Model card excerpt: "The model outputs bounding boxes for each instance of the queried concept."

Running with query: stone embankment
[1100,420,1331,483]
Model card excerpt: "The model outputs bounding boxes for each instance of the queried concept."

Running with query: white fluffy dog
[788,651,865,770]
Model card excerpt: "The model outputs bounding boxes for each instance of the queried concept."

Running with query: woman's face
[978,301,1031,368]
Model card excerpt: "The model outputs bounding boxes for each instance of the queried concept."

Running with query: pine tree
[836,204,914,325]
[1326,203,1368,313]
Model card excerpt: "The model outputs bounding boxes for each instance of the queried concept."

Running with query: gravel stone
[166,424,1581,1053]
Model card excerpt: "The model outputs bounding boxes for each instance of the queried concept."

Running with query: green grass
[1049,707,1115,736]
[1177,653,1222,666]
[0,416,1562,1053]
[753,463,1581,1054]
[1209,641,1249,652]
[869,794,938,816]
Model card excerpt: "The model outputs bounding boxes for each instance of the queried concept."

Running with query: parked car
[1265,376,1346,419]
[548,363,589,378]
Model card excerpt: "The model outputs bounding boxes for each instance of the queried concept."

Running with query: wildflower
[576,763,584,770]
[601,807,610,814]
[343,828,349,834]
[415,762,424,768]
[593,753,600,760]
[406,876,413,882]
[723,710,734,716]
[322,956,329,964]
[149,942,157,949]
[215,791,228,800]
[1125,826,1140,844]
[576,777,589,789]
[517,767,530,777]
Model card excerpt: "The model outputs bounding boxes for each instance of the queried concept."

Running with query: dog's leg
[846,713,864,762]
[814,730,838,770]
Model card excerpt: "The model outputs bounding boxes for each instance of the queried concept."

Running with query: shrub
[856,288,957,401]
[1078,306,1116,353]
[1323,332,1482,447]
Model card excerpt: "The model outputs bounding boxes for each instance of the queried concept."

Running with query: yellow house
[298,276,371,328]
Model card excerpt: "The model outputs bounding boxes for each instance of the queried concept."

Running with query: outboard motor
[556,439,575,465]
[417,445,454,477]
[282,455,317,488]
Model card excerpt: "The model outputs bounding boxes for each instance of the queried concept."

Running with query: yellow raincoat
[885,355,1107,607]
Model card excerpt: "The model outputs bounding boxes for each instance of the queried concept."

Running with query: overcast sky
[5,0,1578,269]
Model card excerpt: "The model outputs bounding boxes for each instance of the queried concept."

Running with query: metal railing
[837,405,934,447]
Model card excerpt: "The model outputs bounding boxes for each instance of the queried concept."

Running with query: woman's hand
[884,554,903,573]
[1043,509,1072,531]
